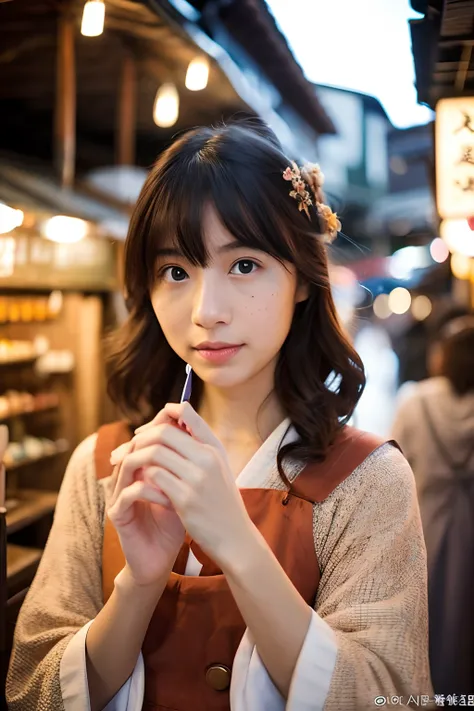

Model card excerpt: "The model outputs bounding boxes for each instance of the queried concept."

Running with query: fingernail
[110,451,121,465]
[110,442,130,465]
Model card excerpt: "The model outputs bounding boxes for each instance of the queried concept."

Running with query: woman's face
[150,204,308,391]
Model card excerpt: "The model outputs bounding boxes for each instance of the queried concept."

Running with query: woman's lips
[194,345,243,364]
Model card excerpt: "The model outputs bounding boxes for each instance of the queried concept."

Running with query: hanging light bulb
[185,57,209,91]
[81,0,105,37]
[153,83,179,128]
[42,216,88,244]
[0,202,23,234]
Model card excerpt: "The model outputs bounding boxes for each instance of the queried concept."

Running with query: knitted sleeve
[313,443,433,710]
[5,434,104,711]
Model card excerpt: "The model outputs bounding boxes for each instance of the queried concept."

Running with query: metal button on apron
[205,664,231,691]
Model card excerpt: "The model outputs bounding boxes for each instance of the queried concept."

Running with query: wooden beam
[54,9,76,189]
[455,43,473,91]
[439,37,474,48]
[116,52,136,165]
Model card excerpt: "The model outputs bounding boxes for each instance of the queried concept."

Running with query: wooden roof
[410,0,474,107]
[193,0,336,135]
[0,0,252,170]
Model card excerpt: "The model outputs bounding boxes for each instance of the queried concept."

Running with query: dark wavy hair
[106,118,366,485]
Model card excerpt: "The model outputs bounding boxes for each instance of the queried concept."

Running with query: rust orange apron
[95,422,389,711]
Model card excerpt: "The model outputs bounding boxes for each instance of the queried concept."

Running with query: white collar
[236,416,299,488]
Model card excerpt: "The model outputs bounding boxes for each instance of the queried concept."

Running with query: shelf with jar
[0,331,73,595]
[5,437,69,472]
[0,390,60,421]
[0,210,120,684]
[0,291,63,325]
[0,283,119,607]
[0,338,75,372]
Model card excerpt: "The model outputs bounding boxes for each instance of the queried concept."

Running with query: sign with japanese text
[435,96,474,219]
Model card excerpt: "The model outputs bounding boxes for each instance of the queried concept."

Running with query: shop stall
[0,205,120,688]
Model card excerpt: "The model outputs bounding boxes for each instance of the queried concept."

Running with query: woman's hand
[106,411,186,588]
[119,402,257,569]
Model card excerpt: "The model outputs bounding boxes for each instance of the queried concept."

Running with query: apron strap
[94,421,133,481]
[287,426,399,504]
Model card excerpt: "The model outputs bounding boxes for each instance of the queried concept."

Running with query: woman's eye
[231,259,259,275]
[160,266,188,282]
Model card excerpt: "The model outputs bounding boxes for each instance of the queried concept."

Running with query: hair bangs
[144,148,299,286]
[144,162,213,284]
[209,166,295,266]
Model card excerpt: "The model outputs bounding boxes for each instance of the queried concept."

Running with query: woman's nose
[191,273,231,327]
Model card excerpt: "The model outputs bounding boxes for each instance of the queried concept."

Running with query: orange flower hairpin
[282,161,341,243]
[282,162,313,218]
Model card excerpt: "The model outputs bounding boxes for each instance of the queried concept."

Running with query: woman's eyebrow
[155,247,183,258]
[155,239,245,258]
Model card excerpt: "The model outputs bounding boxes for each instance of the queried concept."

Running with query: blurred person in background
[393,300,470,387]
[391,312,474,696]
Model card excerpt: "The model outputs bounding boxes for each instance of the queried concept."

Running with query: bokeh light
[450,253,473,280]
[430,238,449,263]
[412,295,432,321]
[373,293,391,319]
[388,287,411,315]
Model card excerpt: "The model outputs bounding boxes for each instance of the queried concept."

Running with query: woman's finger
[108,480,171,527]
[109,444,140,505]
[164,402,222,449]
[134,406,181,435]
[116,444,193,496]
[148,467,186,509]
[131,424,191,457]
[110,441,133,466]
[109,463,121,505]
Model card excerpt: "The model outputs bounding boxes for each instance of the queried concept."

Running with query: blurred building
[368,123,437,250]
[312,84,391,251]
[176,0,335,159]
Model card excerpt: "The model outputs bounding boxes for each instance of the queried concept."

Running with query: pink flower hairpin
[282,162,313,219]
[283,161,341,243]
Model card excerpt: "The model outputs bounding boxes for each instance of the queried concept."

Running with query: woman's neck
[197,385,287,448]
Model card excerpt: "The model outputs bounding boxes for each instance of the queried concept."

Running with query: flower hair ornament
[282,161,341,243]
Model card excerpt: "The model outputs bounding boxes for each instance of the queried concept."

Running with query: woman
[392,314,474,696]
[6,119,432,711]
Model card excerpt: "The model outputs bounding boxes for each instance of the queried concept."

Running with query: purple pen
[180,364,193,403]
